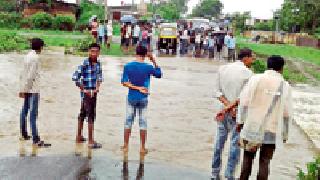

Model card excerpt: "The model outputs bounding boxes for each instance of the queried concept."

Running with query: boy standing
[121,45,162,153]
[72,43,103,149]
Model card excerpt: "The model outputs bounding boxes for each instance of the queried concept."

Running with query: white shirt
[195,34,201,43]
[238,70,292,144]
[126,26,132,38]
[133,26,140,37]
[214,61,253,111]
[107,24,113,36]
[180,30,188,40]
[20,50,40,93]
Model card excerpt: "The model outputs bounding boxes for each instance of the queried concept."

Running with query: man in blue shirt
[227,33,236,62]
[121,45,162,154]
[72,43,103,149]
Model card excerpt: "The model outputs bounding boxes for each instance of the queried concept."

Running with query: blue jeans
[212,113,240,179]
[125,99,148,130]
[20,93,40,143]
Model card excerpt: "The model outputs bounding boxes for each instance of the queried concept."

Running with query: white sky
[67,0,284,19]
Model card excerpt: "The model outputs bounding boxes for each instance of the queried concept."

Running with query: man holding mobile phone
[121,45,162,154]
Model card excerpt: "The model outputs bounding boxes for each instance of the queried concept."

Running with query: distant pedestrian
[238,55,292,180]
[72,43,103,149]
[91,18,98,43]
[19,38,51,148]
[98,20,105,45]
[106,21,113,49]
[133,24,140,46]
[121,45,162,154]
[211,48,254,180]
[180,28,189,55]
[216,33,224,60]
[208,35,215,59]
[227,34,236,62]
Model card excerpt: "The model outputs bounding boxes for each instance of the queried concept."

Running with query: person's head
[88,43,100,61]
[238,48,255,68]
[136,45,148,60]
[267,55,285,73]
[31,38,45,53]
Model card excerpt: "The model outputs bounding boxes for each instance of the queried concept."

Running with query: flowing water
[0,52,319,179]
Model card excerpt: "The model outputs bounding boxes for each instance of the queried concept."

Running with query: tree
[0,0,16,12]
[155,2,180,20]
[171,0,188,14]
[225,11,251,32]
[191,0,222,18]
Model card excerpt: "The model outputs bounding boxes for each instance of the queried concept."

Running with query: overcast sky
[67,0,284,19]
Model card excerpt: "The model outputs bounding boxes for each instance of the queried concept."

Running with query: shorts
[78,93,97,122]
[125,98,148,130]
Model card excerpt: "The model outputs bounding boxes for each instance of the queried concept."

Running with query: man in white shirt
[180,28,189,55]
[19,38,51,147]
[212,48,254,180]
[107,22,113,49]
[133,24,140,46]
[238,55,292,180]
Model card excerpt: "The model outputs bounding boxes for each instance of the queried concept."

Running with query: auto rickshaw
[158,23,178,54]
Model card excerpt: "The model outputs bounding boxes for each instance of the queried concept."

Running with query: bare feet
[76,136,86,143]
[140,148,148,155]
[121,145,129,153]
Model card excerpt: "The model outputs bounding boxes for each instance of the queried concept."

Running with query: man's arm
[121,65,148,94]
[283,85,292,143]
[148,54,162,78]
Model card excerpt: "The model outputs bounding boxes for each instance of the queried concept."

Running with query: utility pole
[104,0,108,20]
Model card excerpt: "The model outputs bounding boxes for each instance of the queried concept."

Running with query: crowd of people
[19,33,292,179]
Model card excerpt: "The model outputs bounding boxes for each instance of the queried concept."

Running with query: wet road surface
[0,52,319,179]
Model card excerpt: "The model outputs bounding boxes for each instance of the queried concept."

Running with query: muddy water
[0,52,318,179]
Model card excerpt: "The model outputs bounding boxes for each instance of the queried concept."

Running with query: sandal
[33,140,51,148]
[88,142,102,149]
[76,136,87,143]
[20,135,31,141]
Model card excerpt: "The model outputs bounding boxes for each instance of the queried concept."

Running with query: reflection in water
[18,140,38,157]
[122,153,145,180]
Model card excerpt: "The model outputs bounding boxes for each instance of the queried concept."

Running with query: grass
[283,65,308,83]
[305,67,320,81]
[0,28,85,35]
[100,43,124,56]
[113,23,120,36]
[237,37,320,66]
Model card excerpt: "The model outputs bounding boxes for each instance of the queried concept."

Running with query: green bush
[74,35,95,52]
[30,12,53,30]
[20,18,32,29]
[0,32,28,52]
[0,12,22,29]
[76,0,105,28]
[297,156,320,180]
[53,15,76,31]
[252,59,267,73]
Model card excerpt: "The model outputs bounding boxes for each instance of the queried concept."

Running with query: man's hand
[93,88,99,94]
[215,110,226,122]
[83,89,91,96]
[236,124,243,133]
[137,87,149,95]
[19,92,26,98]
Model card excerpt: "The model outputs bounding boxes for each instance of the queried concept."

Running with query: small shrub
[20,17,32,29]
[30,12,53,30]
[74,35,95,52]
[0,12,22,29]
[252,59,267,74]
[53,15,76,31]
[297,156,320,180]
[0,32,28,52]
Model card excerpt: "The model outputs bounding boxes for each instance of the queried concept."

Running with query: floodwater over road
[0,51,319,179]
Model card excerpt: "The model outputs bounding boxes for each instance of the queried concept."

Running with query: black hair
[136,45,147,57]
[88,43,101,50]
[31,38,44,51]
[267,55,285,71]
[238,48,252,60]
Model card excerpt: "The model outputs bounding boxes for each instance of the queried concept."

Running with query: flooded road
[0,52,319,179]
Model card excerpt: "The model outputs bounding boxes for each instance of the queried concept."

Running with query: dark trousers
[240,144,276,180]
[79,93,97,122]
[20,93,40,143]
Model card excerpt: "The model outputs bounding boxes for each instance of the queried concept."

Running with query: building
[20,0,79,19]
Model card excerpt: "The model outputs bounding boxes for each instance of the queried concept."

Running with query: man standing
[19,38,51,147]
[72,43,103,149]
[238,56,292,180]
[121,45,162,154]
[227,34,236,62]
[211,48,255,180]
[133,24,140,46]
[179,27,189,55]
[107,21,113,49]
